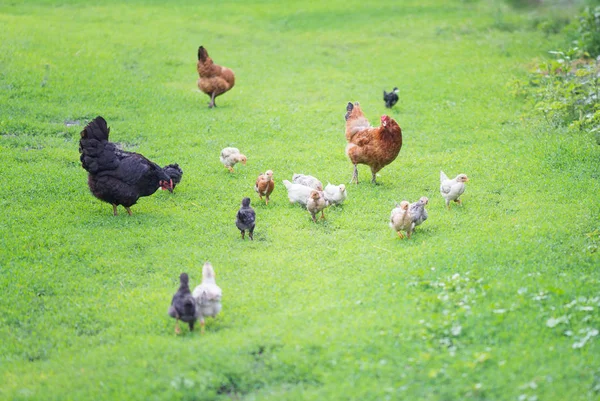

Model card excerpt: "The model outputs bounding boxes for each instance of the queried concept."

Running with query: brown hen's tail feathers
[198,46,208,62]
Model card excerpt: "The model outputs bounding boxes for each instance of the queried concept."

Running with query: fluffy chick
[409,196,429,232]
[323,183,347,206]
[282,180,313,206]
[440,171,468,208]
[389,201,412,239]
[236,197,256,240]
[292,174,323,190]
[192,262,222,334]
[254,170,275,205]
[306,190,328,222]
[168,273,199,334]
[220,147,247,172]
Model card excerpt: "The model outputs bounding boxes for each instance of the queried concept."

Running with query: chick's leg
[321,210,325,220]
[175,319,181,335]
[454,199,462,206]
[200,318,205,335]
[227,166,234,172]
[397,231,404,239]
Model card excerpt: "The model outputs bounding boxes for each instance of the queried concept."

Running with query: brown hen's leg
[351,164,359,184]
[209,92,216,108]
[125,207,133,216]
[265,196,269,205]
[371,171,378,184]
[112,204,118,216]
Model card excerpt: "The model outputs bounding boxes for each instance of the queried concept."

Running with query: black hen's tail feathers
[79,116,118,174]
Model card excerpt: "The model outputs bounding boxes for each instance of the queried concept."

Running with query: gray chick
[168,273,199,334]
[409,196,429,232]
[236,197,256,240]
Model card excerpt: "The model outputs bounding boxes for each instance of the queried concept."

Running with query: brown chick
[197,46,235,108]
[306,190,328,222]
[254,170,275,205]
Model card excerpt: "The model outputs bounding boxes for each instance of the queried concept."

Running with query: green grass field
[1,0,599,400]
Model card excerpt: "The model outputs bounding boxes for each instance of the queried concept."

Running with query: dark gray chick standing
[236,197,256,240]
[168,273,199,334]
[409,196,429,232]
[383,87,399,108]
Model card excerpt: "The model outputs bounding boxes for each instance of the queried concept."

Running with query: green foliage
[575,5,600,57]
[0,0,599,400]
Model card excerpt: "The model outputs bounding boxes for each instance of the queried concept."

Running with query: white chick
[192,262,222,334]
[282,180,313,206]
[323,183,347,206]
[292,174,323,190]
[440,171,468,208]
[389,201,412,239]
[220,147,247,172]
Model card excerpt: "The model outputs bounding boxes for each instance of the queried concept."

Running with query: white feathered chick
[389,201,412,239]
[323,183,347,206]
[192,262,222,334]
[440,171,468,208]
[292,174,323,190]
[220,147,247,172]
[282,180,313,206]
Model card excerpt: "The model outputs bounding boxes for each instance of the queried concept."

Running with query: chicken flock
[77,45,469,334]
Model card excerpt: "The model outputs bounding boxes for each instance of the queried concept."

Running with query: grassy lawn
[1,0,599,400]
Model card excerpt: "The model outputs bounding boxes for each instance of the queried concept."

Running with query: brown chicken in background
[197,46,235,108]
[254,170,275,205]
[344,102,402,184]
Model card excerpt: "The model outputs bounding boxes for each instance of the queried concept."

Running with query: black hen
[383,87,399,108]
[235,197,256,240]
[168,273,199,334]
[79,116,177,215]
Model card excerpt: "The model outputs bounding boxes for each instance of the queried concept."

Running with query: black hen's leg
[189,321,195,331]
[112,204,118,216]
[249,226,254,240]
[241,230,245,240]
[125,206,133,216]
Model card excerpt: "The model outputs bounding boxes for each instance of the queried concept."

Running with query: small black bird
[162,164,183,190]
[236,197,256,240]
[168,273,199,334]
[383,87,399,108]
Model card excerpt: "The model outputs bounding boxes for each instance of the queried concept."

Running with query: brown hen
[197,46,235,108]
[344,102,402,184]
